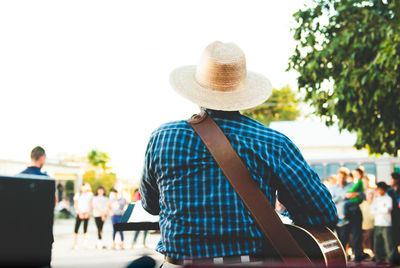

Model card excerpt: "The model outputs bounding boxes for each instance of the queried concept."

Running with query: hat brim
[170,66,273,111]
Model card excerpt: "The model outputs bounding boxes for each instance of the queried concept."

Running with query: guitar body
[285,224,347,267]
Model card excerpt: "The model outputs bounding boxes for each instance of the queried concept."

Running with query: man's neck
[29,162,41,169]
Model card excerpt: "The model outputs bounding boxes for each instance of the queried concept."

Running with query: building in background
[270,120,400,184]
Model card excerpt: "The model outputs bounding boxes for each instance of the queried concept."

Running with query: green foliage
[82,170,117,194]
[242,85,301,126]
[65,180,75,196]
[288,0,400,155]
[82,170,97,189]
[87,149,110,172]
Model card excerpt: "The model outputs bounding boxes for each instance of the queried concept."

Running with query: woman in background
[360,189,375,259]
[93,186,109,249]
[132,190,149,248]
[73,183,93,249]
[108,189,128,249]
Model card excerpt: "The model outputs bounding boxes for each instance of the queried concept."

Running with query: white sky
[0,0,309,180]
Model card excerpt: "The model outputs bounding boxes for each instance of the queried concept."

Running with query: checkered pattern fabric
[140,110,337,259]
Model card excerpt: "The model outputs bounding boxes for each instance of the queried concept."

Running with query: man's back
[140,110,337,259]
[20,166,48,177]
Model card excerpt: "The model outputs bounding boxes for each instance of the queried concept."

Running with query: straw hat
[170,41,272,111]
[338,167,350,176]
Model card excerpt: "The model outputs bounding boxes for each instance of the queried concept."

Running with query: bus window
[327,163,341,177]
[344,163,358,172]
[361,163,377,176]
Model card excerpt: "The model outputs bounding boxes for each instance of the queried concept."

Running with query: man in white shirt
[371,182,394,265]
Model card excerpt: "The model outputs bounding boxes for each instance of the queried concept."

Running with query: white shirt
[74,192,93,213]
[370,194,392,227]
[92,195,109,217]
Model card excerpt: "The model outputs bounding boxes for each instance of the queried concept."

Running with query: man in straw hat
[140,41,337,267]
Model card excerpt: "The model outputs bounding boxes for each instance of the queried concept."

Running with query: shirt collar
[27,166,41,171]
[204,108,241,119]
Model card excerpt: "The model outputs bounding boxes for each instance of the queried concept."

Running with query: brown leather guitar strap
[187,110,312,265]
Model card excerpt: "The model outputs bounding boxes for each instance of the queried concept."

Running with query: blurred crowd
[55,183,148,251]
[325,166,400,265]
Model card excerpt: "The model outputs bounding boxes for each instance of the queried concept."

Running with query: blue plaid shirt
[140,110,337,259]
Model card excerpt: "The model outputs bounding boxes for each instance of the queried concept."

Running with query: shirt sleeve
[331,186,345,204]
[276,136,338,228]
[139,134,161,215]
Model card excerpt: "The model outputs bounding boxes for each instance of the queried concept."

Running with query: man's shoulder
[237,115,288,138]
[387,187,399,196]
[148,120,192,142]
[19,166,49,177]
[330,184,341,191]
[153,120,190,133]
[384,194,393,201]
[215,114,291,149]
[330,183,339,189]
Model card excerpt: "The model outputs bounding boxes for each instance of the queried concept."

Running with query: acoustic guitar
[283,224,346,267]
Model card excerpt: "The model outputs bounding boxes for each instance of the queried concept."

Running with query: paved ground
[52,217,164,268]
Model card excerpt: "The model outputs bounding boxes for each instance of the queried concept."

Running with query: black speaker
[0,175,54,267]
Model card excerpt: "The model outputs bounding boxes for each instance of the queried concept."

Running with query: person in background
[19,146,54,266]
[331,167,351,224]
[109,189,127,249]
[346,172,355,184]
[57,197,72,218]
[73,183,93,249]
[132,190,149,249]
[353,166,365,181]
[362,175,372,191]
[20,146,57,207]
[93,186,109,249]
[326,174,337,192]
[342,169,364,224]
[387,172,400,266]
[331,166,363,262]
[360,189,375,259]
[20,146,48,177]
[370,182,394,265]
[57,182,64,203]
[134,188,141,202]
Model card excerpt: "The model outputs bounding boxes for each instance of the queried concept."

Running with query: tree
[242,85,301,126]
[65,180,75,202]
[83,149,117,193]
[288,0,400,155]
[87,149,110,172]
[83,170,117,194]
